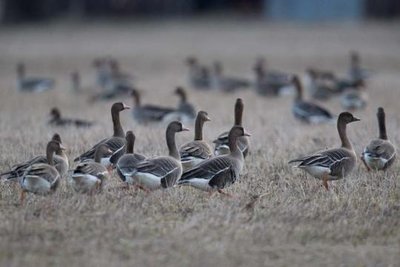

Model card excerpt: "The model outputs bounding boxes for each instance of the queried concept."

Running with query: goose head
[50,107,61,120]
[111,102,130,114]
[174,87,187,102]
[185,56,198,67]
[16,62,25,79]
[338,112,360,125]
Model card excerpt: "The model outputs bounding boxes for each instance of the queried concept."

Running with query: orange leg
[322,174,329,191]
[135,184,151,194]
[360,156,371,172]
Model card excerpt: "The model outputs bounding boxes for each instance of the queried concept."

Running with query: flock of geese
[2,51,396,204]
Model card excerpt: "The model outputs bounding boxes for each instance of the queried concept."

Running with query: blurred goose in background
[211,61,250,93]
[1,133,68,181]
[178,126,250,196]
[361,107,396,171]
[292,75,333,124]
[19,140,65,204]
[348,51,371,82]
[74,102,129,167]
[162,87,197,124]
[214,98,250,157]
[185,56,211,90]
[128,121,188,192]
[180,111,213,171]
[305,68,338,100]
[49,107,94,127]
[253,57,292,96]
[71,71,81,93]
[93,57,112,89]
[340,80,368,110]
[289,112,360,190]
[16,63,55,92]
[131,88,176,124]
[116,131,146,185]
[70,144,112,193]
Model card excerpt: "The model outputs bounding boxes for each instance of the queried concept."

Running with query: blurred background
[1,0,400,23]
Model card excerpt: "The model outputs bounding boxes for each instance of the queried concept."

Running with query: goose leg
[322,174,329,191]
[136,184,151,194]
[360,156,371,171]
[19,190,26,206]
[217,189,234,198]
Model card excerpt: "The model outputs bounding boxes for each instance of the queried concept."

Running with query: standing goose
[16,63,55,92]
[116,131,146,185]
[1,133,69,181]
[178,126,250,195]
[348,51,371,82]
[214,98,250,157]
[292,75,333,124]
[19,140,65,204]
[361,107,396,171]
[211,61,250,93]
[180,111,213,171]
[340,81,368,111]
[175,87,196,120]
[70,145,113,193]
[289,112,360,190]
[49,107,94,127]
[131,89,176,124]
[74,102,130,166]
[130,121,188,191]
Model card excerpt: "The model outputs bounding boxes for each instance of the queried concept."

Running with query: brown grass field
[0,19,400,266]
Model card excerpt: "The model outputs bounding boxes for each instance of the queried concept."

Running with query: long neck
[234,103,243,126]
[294,78,303,101]
[378,113,388,140]
[112,111,124,137]
[126,137,134,154]
[178,91,187,103]
[338,121,352,149]
[46,145,55,166]
[72,75,80,92]
[194,117,204,141]
[166,129,179,160]
[228,133,243,159]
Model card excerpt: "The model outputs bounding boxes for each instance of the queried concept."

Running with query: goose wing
[74,162,107,177]
[140,105,176,121]
[23,163,60,188]
[364,139,396,161]
[180,141,213,161]
[74,137,125,162]
[135,157,181,188]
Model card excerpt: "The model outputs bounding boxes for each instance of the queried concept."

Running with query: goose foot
[135,184,151,194]
[19,190,26,206]
[322,175,329,191]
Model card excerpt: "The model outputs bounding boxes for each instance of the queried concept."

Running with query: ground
[0,18,400,267]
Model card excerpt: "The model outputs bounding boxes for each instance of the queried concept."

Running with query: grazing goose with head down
[185,57,211,90]
[1,133,68,181]
[129,121,188,192]
[19,140,65,204]
[361,107,396,171]
[289,112,360,190]
[214,98,250,157]
[70,144,113,193]
[180,111,212,171]
[292,75,333,124]
[116,131,146,185]
[16,63,55,92]
[211,61,250,93]
[49,107,94,127]
[131,89,176,124]
[74,102,129,167]
[178,126,250,196]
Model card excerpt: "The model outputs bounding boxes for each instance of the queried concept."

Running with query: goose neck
[337,120,352,150]
[166,128,179,160]
[112,110,124,138]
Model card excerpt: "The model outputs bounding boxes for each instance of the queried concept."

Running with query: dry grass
[1,19,400,267]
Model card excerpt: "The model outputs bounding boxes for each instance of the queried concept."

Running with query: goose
[180,111,212,171]
[70,144,113,193]
[185,57,211,90]
[214,98,250,157]
[348,51,371,82]
[129,121,188,191]
[178,126,250,196]
[49,107,94,127]
[292,75,333,124]
[74,102,129,167]
[16,63,55,92]
[361,107,396,171]
[71,71,81,93]
[175,87,196,120]
[116,131,146,185]
[289,112,360,190]
[19,140,65,204]
[211,61,250,93]
[131,89,176,124]
[1,133,69,181]
[305,69,338,100]
[253,57,292,96]
[340,81,368,110]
